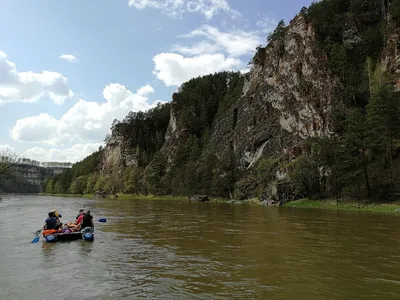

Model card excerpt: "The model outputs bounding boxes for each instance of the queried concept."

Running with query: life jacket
[43,229,58,236]
[45,217,59,230]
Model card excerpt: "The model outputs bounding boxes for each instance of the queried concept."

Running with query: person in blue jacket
[43,211,62,230]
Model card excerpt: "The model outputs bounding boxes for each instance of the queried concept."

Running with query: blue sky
[0,0,314,163]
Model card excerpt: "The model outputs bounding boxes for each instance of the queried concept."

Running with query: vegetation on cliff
[289,0,400,201]
[42,148,103,194]
[44,71,244,197]
[43,0,400,204]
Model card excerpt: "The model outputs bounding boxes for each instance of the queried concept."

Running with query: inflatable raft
[43,227,94,243]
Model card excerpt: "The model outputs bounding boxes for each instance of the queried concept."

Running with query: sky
[0,0,315,163]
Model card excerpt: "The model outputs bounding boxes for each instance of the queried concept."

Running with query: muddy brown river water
[1,194,400,299]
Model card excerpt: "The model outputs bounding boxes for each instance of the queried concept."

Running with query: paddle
[32,229,43,243]
[98,218,107,223]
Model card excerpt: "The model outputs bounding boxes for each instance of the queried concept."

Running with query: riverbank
[39,193,225,202]
[39,193,400,214]
[283,198,400,214]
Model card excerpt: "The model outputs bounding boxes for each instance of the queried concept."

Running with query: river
[1,195,400,299]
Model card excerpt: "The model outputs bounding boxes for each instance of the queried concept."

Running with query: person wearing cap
[76,209,84,220]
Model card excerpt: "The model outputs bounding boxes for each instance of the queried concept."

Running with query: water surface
[1,194,400,299]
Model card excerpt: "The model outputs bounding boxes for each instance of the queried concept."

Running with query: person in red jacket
[76,209,84,220]
[76,212,85,225]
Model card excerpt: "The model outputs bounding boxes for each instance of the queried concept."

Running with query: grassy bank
[283,198,400,214]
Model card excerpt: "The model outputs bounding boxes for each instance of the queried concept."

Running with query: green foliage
[85,173,98,194]
[267,20,287,44]
[69,175,88,194]
[45,148,103,194]
[233,173,258,200]
[174,71,243,138]
[118,102,171,166]
[308,0,385,108]
[289,156,321,198]
[144,152,167,195]
[391,0,400,25]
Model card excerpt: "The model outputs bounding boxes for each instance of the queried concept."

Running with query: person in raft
[59,223,72,234]
[64,210,85,232]
[43,211,62,231]
[51,209,62,222]
[76,209,84,220]
[81,210,94,229]
[76,210,85,225]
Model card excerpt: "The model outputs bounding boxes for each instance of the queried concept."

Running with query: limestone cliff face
[100,129,138,175]
[204,11,340,171]
[381,27,400,91]
[159,94,190,168]
[7,164,68,192]
[101,11,342,185]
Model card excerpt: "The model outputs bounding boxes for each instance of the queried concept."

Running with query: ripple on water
[2,195,400,299]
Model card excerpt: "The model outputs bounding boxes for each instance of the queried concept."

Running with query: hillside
[44,0,400,203]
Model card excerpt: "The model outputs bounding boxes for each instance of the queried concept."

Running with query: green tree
[267,20,286,44]
[335,110,371,197]
[86,173,98,194]
[144,152,167,195]
[44,179,53,194]
[69,175,88,194]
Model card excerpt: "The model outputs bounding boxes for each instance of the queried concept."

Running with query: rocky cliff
[204,12,340,170]
[96,1,400,201]
[1,164,69,193]
[100,10,339,194]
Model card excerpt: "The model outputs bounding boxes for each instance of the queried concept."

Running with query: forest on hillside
[41,0,400,202]
[42,71,244,196]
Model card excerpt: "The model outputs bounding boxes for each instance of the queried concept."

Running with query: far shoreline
[37,193,400,215]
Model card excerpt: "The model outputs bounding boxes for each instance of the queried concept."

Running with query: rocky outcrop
[11,164,67,189]
[342,17,362,49]
[159,95,190,169]
[381,27,400,91]
[203,11,340,171]
[100,10,342,201]
[101,128,139,175]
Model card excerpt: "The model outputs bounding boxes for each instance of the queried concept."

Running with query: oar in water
[32,229,43,243]
[98,218,107,223]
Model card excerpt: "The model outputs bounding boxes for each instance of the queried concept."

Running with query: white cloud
[153,53,241,86]
[26,143,103,163]
[11,83,162,146]
[128,0,240,20]
[171,41,221,56]
[11,113,62,144]
[59,54,78,63]
[153,25,261,86]
[179,25,261,57]
[0,51,74,105]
